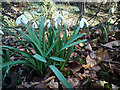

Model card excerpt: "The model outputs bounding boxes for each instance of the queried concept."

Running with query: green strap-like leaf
[44,39,58,58]
[61,39,87,51]
[33,54,47,63]
[74,25,81,35]
[49,65,73,89]
[64,33,85,47]
[2,60,28,68]
[49,57,65,62]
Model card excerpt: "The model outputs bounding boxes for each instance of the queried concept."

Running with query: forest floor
[1,2,120,89]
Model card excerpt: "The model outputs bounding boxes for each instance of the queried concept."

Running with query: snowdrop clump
[16,15,28,26]
[79,18,89,28]
[16,14,66,29]
[54,14,66,28]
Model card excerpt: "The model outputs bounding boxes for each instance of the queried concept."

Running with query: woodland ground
[1,2,120,89]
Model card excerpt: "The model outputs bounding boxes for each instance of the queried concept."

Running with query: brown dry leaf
[96,50,109,63]
[91,43,97,47]
[70,62,82,74]
[82,55,97,69]
[67,76,79,87]
[75,72,88,80]
[79,42,85,47]
[75,44,82,51]
[46,79,58,88]
[88,66,101,79]
[90,66,101,72]
[75,66,100,80]
[35,82,48,88]
[96,48,103,55]
[90,80,108,88]
[90,51,96,59]
[85,43,92,51]
[112,84,119,89]
[70,52,78,58]
[30,82,41,86]
[44,76,56,83]
[22,82,31,88]
[103,40,120,48]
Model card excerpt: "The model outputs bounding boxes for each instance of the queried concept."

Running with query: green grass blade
[61,47,76,70]
[49,57,65,62]
[106,19,111,32]
[33,54,47,63]
[74,25,81,35]
[42,29,46,54]
[24,24,40,45]
[64,33,85,47]
[49,65,73,89]
[44,39,58,58]
[4,49,10,62]
[2,61,29,68]
[61,39,87,51]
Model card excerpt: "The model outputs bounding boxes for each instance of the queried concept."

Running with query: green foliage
[1,16,86,88]
[98,19,111,43]
[49,65,73,89]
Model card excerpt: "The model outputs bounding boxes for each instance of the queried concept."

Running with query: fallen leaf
[90,51,96,59]
[96,50,110,63]
[44,76,56,83]
[67,76,79,87]
[79,42,85,47]
[85,43,92,51]
[96,48,103,55]
[70,62,82,74]
[90,80,108,88]
[82,55,97,69]
[22,82,31,88]
[103,40,120,48]
[46,79,58,88]
[88,66,101,79]
[35,82,48,88]
[112,84,119,89]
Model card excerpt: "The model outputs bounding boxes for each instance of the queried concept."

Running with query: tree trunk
[78,2,84,16]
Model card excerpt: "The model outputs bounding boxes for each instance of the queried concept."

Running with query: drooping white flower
[16,15,28,25]
[79,18,89,28]
[111,7,115,14]
[54,14,66,28]
[55,14,66,23]
[44,19,51,28]
[0,30,4,35]
[54,21,58,29]
[32,21,39,29]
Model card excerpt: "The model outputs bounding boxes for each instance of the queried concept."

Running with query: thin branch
[87,2,103,22]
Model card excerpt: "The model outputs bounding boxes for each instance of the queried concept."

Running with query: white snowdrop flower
[57,14,66,23]
[32,21,39,29]
[79,18,89,28]
[54,21,58,29]
[16,15,28,25]
[44,19,51,28]
[111,7,115,14]
[54,14,66,29]
[0,30,4,35]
